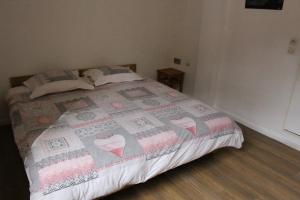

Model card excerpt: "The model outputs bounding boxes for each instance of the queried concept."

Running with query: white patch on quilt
[133,97,170,110]
[179,100,216,117]
[115,112,164,134]
[144,82,170,96]
[89,92,127,106]
[32,127,84,162]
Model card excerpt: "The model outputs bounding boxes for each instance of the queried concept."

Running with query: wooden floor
[1,125,299,200]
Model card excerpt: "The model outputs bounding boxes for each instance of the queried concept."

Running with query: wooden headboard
[9,64,136,88]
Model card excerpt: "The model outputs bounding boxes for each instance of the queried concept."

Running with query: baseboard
[215,106,300,151]
[0,118,10,126]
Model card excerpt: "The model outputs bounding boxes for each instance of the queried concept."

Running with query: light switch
[288,38,297,55]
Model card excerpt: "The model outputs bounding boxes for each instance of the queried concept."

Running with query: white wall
[194,0,300,150]
[169,0,202,95]
[0,0,194,123]
[193,0,230,104]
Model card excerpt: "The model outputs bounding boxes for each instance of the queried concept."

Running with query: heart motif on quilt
[37,116,51,124]
[171,117,197,136]
[111,102,124,109]
[94,135,126,157]
[168,91,179,97]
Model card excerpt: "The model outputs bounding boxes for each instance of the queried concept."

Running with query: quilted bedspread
[7,79,244,200]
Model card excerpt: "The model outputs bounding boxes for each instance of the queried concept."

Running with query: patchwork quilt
[7,79,244,200]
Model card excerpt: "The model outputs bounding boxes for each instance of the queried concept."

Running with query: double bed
[7,64,244,200]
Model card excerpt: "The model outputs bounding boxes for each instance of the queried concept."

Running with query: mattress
[7,79,244,200]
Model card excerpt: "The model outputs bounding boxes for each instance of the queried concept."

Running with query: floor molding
[215,106,300,151]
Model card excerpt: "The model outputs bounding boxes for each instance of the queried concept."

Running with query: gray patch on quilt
[199,112,228,121]
[151,105,185,120]
[55,97,97,113]
[118,87,156,101]
[74,120,120,138]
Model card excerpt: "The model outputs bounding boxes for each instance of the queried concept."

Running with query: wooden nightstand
[157,68,184,92]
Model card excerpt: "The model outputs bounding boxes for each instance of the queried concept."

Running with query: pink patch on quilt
[171,117,197,136]
[205,117,233,134]
[37,116,50,124]
[39,155,96,188]
[111,102,124,109]
[138,131,179,154]
[94,135,125,157]
[168,91,179,97]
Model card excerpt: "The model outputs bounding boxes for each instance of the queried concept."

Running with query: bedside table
[157,68,184,92]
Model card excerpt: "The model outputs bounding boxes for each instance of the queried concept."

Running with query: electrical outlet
[174,57,181,65]
[288,46,296,55]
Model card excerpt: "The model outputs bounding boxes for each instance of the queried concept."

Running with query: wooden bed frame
[9,64,136,88]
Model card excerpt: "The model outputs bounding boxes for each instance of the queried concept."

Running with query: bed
[7,64,244,200]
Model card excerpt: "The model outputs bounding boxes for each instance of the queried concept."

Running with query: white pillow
[83,66,143,87]
[23,69,94,99]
